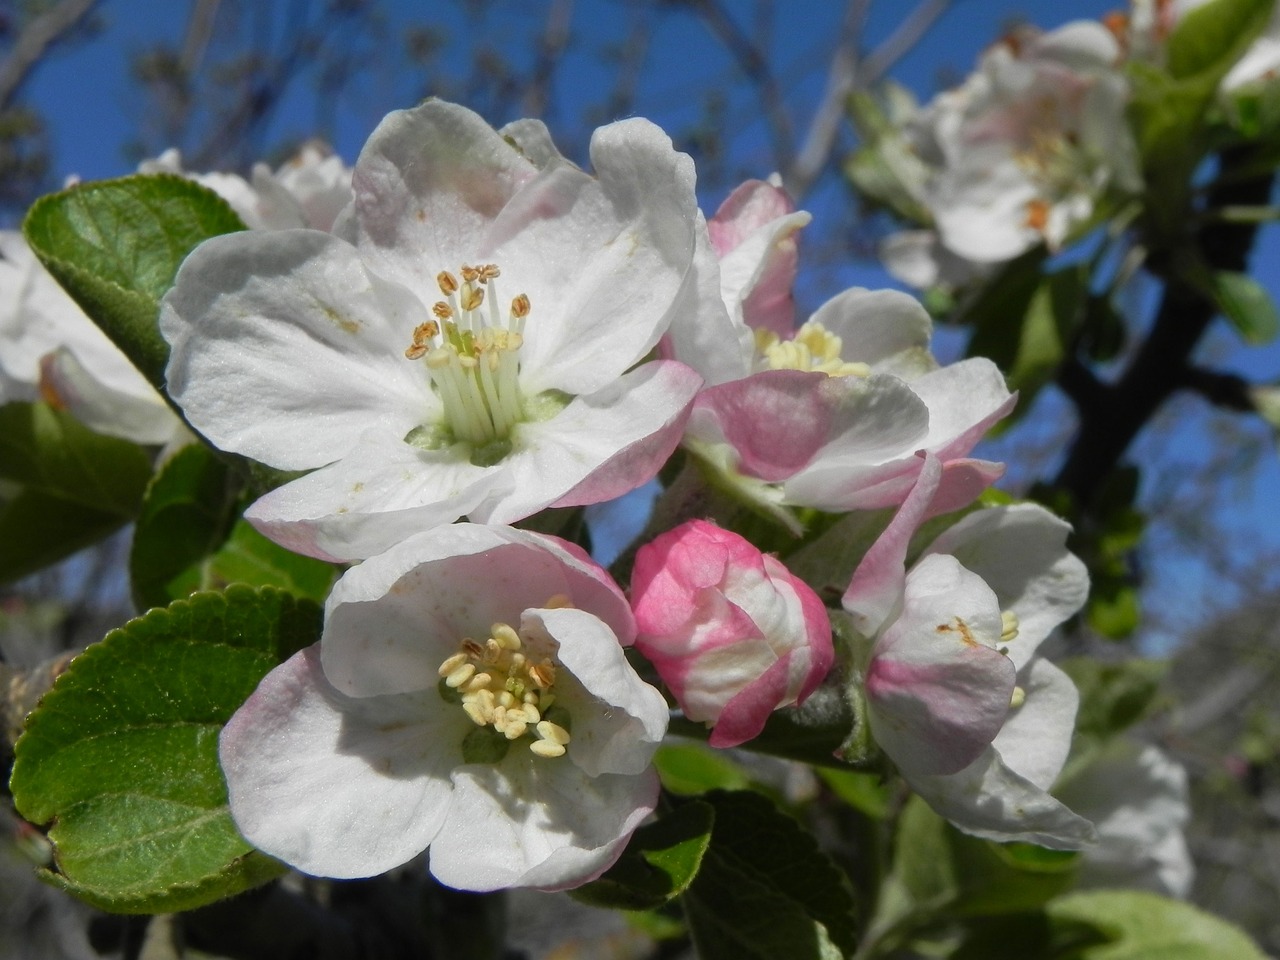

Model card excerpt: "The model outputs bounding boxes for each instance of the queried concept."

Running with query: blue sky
[17,0,1280,648]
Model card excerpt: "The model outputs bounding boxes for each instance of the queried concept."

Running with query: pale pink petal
[707,178,796,255]
[39,349,176,445]
[321,526,634,699]
[842,452,942,637]
[220,646,464,879]
[710,655,793,748]
[865,554,1015,777]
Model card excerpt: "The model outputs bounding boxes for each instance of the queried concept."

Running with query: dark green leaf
[682,791,859,960]
[572,800,714,911]
[129,445,335,610]
[9,586,321,913]
[23,175,246,390]
[817,769,891,820]
[0,402,151,582]
[1212,270,1280,344]
[1047,890,1268,959]
[130,444,238,610]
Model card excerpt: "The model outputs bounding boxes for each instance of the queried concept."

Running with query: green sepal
[22,174,247,391]
[571,800,714,911]
[9,586,320,913]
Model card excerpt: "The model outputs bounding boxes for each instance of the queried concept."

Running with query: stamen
[437,271,459,296]
[1000,611,1020,644]
[1010,686,1027,709]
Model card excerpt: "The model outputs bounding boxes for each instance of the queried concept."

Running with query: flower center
[436,596,574,762]
[405,264,530,454]
[754,322,871,378]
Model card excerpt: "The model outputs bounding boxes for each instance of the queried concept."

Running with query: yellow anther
[405,343,428,360]
[522,703,541,724]
[498,690,516,709]
[463,672,492,693]
[463,701,490,726]
[444,662,476,689]
[504,720,528,740]
[528,660,556,689]
[536,720,571,746]
[477,263,501,282]
[511,293,531,318]
[438,652,469,677]
[544,593,573,609]
[1001,611,1020,644]
[460,264,481,282]
[493,624,522,650]
[530,740,566,758]
[1010,686,1026,709]
[437,271,459,295]
[433,302,453,320]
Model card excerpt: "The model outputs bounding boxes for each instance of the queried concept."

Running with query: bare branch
[522,0,574,118]
[783,0,869,199]
[0,0,99,109]
[858,0,951,86]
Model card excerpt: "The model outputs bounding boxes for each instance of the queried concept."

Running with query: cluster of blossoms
[870,17,1142,290]
[7,97,1192,894]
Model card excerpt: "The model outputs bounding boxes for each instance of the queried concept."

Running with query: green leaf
[0,402,151,582]
[572,800,714,911]
[1212,270,1280,344]
[1165,0,1274,83]
[654,743,750,796]
[9,586,321,913]
[22,174,246,390]
[682,791,859,960]
[817,769,891,820]
[130,444,238,610]
[1047,890,1268,959]
[1086,578,1141,640]
[1059,658,1167,776]
[129,445,335,610]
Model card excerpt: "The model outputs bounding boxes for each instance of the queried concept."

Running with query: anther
[511,293,531,318]
[437,271,459,295]
[433,302,453,320]
[444,662,476,689]
[1010,686,1027,709]
[438,652,469,677]
[536,721,571,746]
[530,740,566,758]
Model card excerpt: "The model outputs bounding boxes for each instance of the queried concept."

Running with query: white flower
[882,19,1141,273]
[843,454,1095,848]
[219,524,669,891]
[1057,739,1194,897]
[0,232,177,444]
[161,100,703,562]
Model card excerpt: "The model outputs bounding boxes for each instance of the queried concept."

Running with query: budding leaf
[9,586,321,913]
[1212,270,1280,345]
[571,800,714,911]
[22,174,246,391]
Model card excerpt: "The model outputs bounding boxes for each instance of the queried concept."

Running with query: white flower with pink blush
[663,178,1014,528]
[160,100,703,562]
[630,520,833,748]
[883,19,1141,279]
[219,524,668,892]
[843,453,1094,848]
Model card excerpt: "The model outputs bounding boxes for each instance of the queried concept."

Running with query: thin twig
[0,0,99,109]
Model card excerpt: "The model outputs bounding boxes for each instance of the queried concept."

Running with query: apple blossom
[879,18,1141,280]
[160,99,703,562]
[843,453,1095,847]
[1126,0,1280,92]
[630,519,833,748]
[1057,739,1194,896]
[219,524,668,891]
[658,178,1013,525]
[0,232,177,444]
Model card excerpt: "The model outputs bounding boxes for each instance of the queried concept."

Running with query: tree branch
[0,0,99,109]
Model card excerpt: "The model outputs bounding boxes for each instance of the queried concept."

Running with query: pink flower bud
[631,520,833,748]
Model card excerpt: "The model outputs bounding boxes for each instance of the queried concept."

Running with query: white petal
[809,287,935,375]
[924,504,1089,669]
[429,762,659,892]
[992,659,1078,791]
[244,428,503,562]
[219,646,464,879]
[523,607,667,778]
[482,360,699,523]
[322,526,634,698]
[161,230,431,470]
